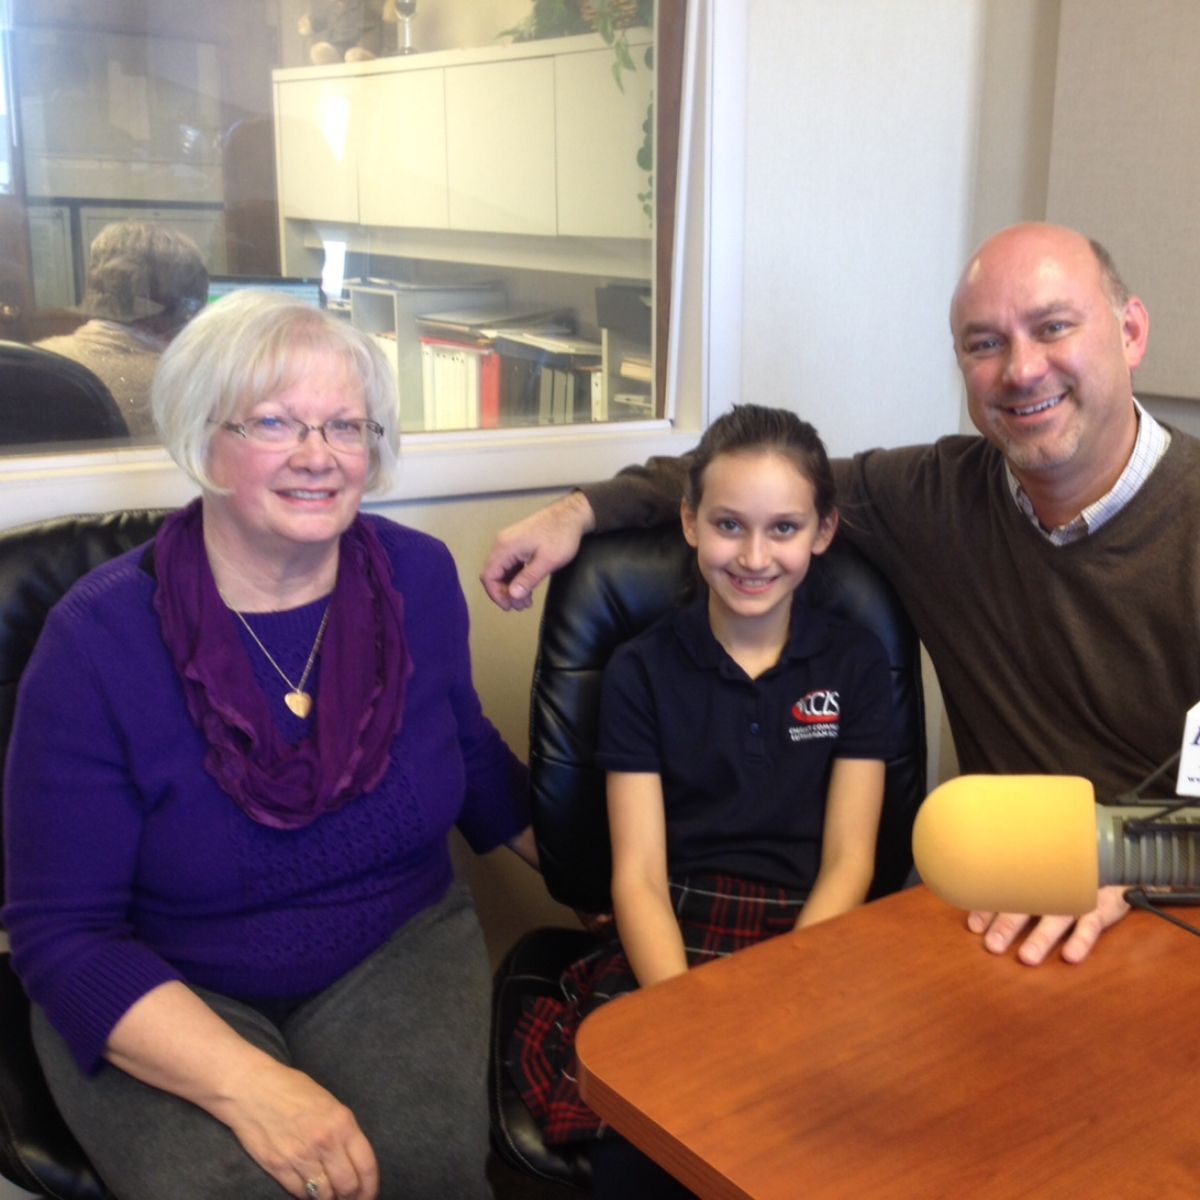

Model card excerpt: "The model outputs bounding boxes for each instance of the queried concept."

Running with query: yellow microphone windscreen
[912,775,1099,916]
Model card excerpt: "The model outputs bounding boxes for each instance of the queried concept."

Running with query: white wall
[734,0,976,458]
[968,0,1061,251]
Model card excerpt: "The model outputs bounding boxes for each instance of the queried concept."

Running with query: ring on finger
[305,1179,321,1200]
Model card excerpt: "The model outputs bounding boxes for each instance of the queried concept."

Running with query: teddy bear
[298,0,389,64]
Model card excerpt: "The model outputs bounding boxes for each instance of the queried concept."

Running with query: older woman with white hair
[4,290,536,1200]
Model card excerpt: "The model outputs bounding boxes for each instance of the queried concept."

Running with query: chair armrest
[0,953,110,1198]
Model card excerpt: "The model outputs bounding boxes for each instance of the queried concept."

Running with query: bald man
[482,223,1200,965]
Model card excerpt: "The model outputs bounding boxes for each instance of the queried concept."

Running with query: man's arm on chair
[481,455,692,610]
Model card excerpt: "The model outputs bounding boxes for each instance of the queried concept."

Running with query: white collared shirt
[1006,399,1171,546]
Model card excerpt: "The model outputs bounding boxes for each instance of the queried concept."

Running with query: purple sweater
[3,516,528,1072]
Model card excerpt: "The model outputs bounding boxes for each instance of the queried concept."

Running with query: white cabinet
[555,48,654,239]
[274,34,653,243]
[359,70,449,230]
[275,75,360,223]
[444,58,558,237]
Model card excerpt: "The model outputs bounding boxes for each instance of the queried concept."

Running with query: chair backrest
[0,510,169,908]
[528,524,927,914]
[0,340,129,445]
[0,509,168,1199]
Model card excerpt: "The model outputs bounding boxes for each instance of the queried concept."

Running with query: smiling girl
[509,404,895,1197]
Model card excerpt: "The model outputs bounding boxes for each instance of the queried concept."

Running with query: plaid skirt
[505,872,806,1145]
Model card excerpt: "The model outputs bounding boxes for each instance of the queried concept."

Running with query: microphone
[911,775,1200,915]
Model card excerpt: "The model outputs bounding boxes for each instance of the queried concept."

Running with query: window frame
[0,0,720,527]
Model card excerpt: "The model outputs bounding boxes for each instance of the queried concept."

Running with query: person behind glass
[36,219,209,439]
[4,290,538,1200]
[507,405,893,1200]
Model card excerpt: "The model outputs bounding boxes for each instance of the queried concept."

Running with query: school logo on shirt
[789,689,840,742]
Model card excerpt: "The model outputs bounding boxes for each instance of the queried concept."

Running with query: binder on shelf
[553,368,570,424]
[478,349,503,428]
[418,336,506,431]
[420,339,480,431]
[537,366,555,425]
[493,331,602,427]
[415,305,578,430]
[588,366,604,421]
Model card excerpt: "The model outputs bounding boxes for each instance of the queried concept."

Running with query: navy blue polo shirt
[596,588,895,891]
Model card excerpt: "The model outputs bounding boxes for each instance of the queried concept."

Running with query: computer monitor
[206,276,325,309]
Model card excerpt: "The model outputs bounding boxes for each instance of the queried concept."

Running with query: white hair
[152,289,399,492]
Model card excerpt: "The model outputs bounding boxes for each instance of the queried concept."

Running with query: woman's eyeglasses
[220,416,384,453]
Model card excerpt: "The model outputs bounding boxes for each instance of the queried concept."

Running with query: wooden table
[575,886,1200,1199]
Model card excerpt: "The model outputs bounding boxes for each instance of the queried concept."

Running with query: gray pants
[33,883,493,1200]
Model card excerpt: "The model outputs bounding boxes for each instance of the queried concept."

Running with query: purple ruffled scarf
[153,499,412,829]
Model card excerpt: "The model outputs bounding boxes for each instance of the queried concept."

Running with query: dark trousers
[33,883,493,1200]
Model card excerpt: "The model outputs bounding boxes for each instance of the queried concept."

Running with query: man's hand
[967,884,1131,965]
[480,491,595,611]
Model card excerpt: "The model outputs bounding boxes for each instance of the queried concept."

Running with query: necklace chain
[231,604,331,716]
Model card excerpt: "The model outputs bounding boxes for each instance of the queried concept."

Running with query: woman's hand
[106,982,379,1199]
[217,1059,379,1200]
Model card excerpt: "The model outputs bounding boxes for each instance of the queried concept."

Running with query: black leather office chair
[0,509,169,1199]
[488,524,928,1191]
[0,341,128,446]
